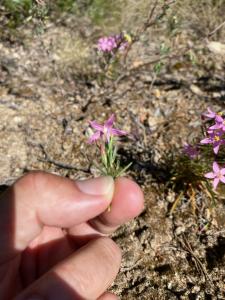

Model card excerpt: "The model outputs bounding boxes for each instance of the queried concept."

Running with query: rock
[207,41,225,56]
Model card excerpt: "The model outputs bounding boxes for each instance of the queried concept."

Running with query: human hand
[0,172,144,300]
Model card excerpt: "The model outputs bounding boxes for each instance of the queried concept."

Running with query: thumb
[0,172,114,263]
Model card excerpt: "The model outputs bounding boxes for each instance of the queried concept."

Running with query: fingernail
[76,176,114,199]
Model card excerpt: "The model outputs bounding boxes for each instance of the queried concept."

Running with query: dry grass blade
[189,184,196,216]
[179,235,212,285]
[208,20,225,37]
[170,191,183,214]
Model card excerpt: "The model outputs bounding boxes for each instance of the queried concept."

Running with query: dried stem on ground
[123,0,176,64]
[208,20,225,37]
[179,235,212,286]
[39,144,91,173]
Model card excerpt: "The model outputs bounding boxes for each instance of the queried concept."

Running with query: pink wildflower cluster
[201,108,225,154]
[184,108,225,190]
[201,108,225,189]
[97,33,129,53]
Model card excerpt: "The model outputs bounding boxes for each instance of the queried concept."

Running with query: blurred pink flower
[200,129,225,154]
[205,161,225,190]
[97,33,130,53]
[209,115,225,131]
[97,37,118,52]
[183,143,199,159]
[202,107,222,122]
[88,114,127,143]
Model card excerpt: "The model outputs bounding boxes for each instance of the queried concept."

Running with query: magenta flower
[200,129,225,154]
[118,42,128,51]
[209,115,225,131]
[97,36,118,52]
[202,107,222,121]
[114,34,128,51]
[183,143,199,159]
[88,114,127,143]
[97,33,130,53]
[205,161,225,190]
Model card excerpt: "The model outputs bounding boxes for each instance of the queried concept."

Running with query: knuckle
[97,237,122,269]
[19,171,50,192]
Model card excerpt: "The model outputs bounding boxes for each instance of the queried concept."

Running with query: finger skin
[68,177,144,244]
[98,292,120,300]
[20,226,72,286]
[89,177,144,234]
[17,174,144,287]
[0,172,114,262]
[16,237,121,300]
[20,176,145,279]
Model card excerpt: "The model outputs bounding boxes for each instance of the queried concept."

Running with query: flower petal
[213,178,220,190]
[220,168,225,175]
[203,108,215,118]
[220,176,225,184]
[111,128,127,136]
[88,131,101,143]
[213,144,220,154]
[213,161,220,173]
[89,121,104,132]
[105,114,115,128]
[200,138,211,144]
[204,172,216,179]
[209,123,221,130]
[216,115,224,123]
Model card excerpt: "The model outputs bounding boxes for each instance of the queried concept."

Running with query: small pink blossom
[97,33,130,53]
[115,34,129,51]
[97,36,118,52]
[183,143,199,159]
[205,162,225,190]
[118,41,128,51]
[209,115,225,131]
[202,108,222,122]
[200,129,225,154]
[88,114,127,143]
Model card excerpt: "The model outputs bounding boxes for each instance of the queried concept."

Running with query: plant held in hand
[88,114,131,178]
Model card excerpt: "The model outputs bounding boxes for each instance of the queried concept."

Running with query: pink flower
[200,129,225,154]
[183,143,199,159]
[88,114,127,143]
[97,33,130,53]
[114,34,129,51]
[118,41,128,51]
[97,37,118,52]
[209,115,225,131]
[205,162,225,190]
[202,108,222,122]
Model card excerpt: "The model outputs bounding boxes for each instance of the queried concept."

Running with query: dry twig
[123,0,176,64]
[39,144,91,173]
[208,20,225,37]
[179,234,212,285]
